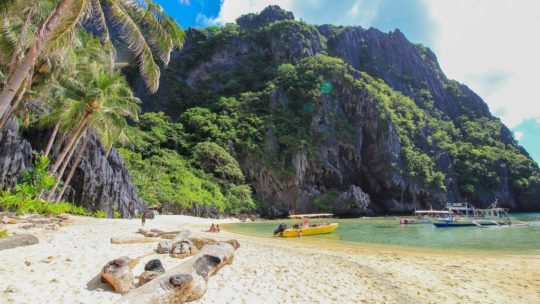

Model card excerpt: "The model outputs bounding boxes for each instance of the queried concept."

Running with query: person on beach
[216,224,220,232]
[141,210,153,226]
[301,216,309,228]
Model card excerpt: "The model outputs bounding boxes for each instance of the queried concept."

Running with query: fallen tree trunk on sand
[116,241,239,304]
[111,237,161,244]
[0,234,39,250]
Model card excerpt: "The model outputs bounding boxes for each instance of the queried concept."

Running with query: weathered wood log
[170,240,198,259]
[101,257,136,294]
[0,234,39,250]
[159,233,177,240]
[145,259,165,273]
[111,237,161,244]
[139,259,166,285]
[188,237,216,250]
[116,241,238,304]
[138,229,183,238]
[157,241,171,254]
[139,271,161,285]
[173,230,191,242]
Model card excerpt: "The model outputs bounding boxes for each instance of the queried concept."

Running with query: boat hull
[280,223,339,237]
[433,220,508,228]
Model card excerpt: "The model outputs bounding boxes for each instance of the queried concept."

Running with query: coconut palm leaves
[0,0,184,122]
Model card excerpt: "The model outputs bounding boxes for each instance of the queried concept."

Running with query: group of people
[206,223,220,233]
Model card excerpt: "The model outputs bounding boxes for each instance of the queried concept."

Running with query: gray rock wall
[0,120,147,218]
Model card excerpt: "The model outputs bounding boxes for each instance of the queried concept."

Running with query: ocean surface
[223,213,540,254]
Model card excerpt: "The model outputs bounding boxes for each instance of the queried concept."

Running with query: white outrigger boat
[431,200,525,228]
[399,209,453,224]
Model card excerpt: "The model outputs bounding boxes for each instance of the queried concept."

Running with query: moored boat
[399,209,453,224]
[274,213,339,237]
[431,200,515,228]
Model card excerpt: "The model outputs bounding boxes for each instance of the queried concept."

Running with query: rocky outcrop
[0,119,32,189]
[0,120,146,218]
[321,25,491,120]
[236,5,294,29]
[60,133,147,218]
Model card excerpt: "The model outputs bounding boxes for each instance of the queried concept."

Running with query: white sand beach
[0,215,539,304]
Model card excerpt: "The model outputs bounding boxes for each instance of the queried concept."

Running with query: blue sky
[154,0,540,164]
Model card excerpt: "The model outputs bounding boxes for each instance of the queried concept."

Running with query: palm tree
[46,69,140,201]
[0,0,184,121]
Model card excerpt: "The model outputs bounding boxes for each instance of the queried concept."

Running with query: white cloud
[177,0,190,5]
[514,131,524,140]
[428,0,540,127]
[195,13,218,26]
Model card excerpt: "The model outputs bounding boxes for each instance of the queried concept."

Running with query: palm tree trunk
[0,0,76,119]
[49,116,88,174]
[43,121,61,157]
[54,131,90,203]
[0,70,33,130]
[6,4,35,79]
[46,127,87,201]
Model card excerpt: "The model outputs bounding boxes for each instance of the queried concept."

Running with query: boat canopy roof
[414,210,452,214]
[288,213,333,219]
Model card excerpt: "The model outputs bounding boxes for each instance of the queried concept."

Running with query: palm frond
[45,0,92,52]
[91,0,115,69]
[108,0,160,92]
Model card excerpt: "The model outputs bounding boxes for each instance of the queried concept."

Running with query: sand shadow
[86,273,115,292]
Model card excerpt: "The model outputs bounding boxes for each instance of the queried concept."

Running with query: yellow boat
[274,213,339,237]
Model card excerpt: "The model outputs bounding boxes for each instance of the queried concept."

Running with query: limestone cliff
[131,6,540,216]
[0,119,146,217]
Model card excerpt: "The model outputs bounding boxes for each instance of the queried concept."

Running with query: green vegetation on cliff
[117,112,256,214]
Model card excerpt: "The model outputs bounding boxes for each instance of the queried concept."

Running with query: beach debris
[115,240,240,304]
[159,233,178,240]
[137,228,183,239]
[139,259,166,285]
[145,259,165,273]
[0,234,39,250]
[24,261,31,266]
[41,256,55,263]
[189,237,216,250]
[170,240,198,259]
[111,237,160,244]
[137,228,159,237]
[138,271,161,286]
[3,285,20,293]
[101,256,135,294]
[157,242,171,254]
[173,230,191,242]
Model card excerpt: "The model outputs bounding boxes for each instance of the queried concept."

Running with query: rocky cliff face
[132,5,540,215]
[0,119,146,217]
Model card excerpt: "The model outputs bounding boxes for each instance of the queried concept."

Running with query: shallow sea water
[224,213,540,254]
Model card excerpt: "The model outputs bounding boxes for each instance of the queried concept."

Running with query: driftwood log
[116,241,238,304]
[111,237,161,244]
[138,228,184,238]
[0,234,39,250]
[189,237,216,250]
[101,256,136,294]
[139,259,166,285]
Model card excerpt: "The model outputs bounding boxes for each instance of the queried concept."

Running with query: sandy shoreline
[0,215,539,304]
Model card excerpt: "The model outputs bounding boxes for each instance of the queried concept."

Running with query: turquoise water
[224,213,540,254]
